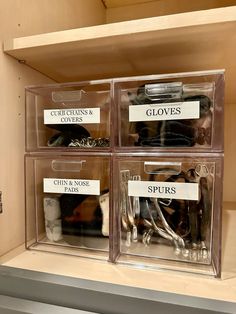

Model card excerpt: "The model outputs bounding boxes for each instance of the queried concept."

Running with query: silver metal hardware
[69,137,110,148]
[195,164,209,177]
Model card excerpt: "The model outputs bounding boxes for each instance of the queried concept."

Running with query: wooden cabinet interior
[0,0,235,302]
[105,0,236,22]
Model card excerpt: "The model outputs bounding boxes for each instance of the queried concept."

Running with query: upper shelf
[3,6,236,102]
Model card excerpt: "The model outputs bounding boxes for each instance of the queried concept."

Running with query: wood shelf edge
[3,6,236,53]
[1,206,236,304]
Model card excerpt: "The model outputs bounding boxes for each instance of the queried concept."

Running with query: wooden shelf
[2,205,236,306]
[3,6,236,103]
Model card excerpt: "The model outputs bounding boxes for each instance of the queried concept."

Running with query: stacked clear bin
[112,70,224,277]
[26,81,112,151]
[25,80,112,260]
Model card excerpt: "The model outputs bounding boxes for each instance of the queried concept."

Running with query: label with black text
[129,101,199,122]
[128,180,199,200]
[44,108,100,124]
[43,178,100,195]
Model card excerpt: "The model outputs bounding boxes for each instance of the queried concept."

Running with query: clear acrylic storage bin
[25,155,110,260]
[114,70,224,152]
[112,155,223,276]
[26,80,112,151]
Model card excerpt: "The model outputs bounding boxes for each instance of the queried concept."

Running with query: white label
[129,101,199,122]
[128,180,199,200]
[44,108,100,124]
[43,178,100,195]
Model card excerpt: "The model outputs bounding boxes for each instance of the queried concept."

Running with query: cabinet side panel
[0,0,106,39]
[0,57,54,257]
[0,0,105,257]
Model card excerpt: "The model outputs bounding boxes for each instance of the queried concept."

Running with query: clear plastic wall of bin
[26,80,112,152]
[25,155,111,260]
[113,70,224,152]
[112,155,223,277]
